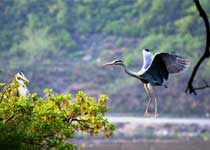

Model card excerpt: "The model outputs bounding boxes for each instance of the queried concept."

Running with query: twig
[0,84,8,103]
[193,80,210,90]
[0,89,6,103]
[4,113,15,124]
[23,138,44,146]
[185,0,210,95]
[66,116,94,130]
[0,78,14,103]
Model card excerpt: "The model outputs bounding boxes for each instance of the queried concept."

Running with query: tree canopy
[0,0,210,115]
[0,81,114,149]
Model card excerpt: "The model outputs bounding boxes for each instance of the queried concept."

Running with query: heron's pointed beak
[102,62,114,66]
[22,76,29,83]
[25,78,29,83]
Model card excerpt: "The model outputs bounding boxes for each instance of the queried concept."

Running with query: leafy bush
[0,81,114,149]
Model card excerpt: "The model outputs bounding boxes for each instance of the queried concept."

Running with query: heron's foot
[155,112,159,118]
[144,111,149,117]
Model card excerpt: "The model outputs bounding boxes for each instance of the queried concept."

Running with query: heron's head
[142,48,153,57]
[142,48,150,52]
[15,72,29,84]
[102,59,124,66]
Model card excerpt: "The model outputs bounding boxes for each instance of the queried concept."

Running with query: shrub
[0,81,114,149]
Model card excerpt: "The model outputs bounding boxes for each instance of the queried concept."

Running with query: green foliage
[0,82,114,149]
[175,15,194,34]
[0,0,209,66]
[123,49,133,65]
[0,0,210,115]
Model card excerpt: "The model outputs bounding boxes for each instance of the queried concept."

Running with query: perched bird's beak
[24,78,29,83]
[21,75,30,83]
[102,62,114,66]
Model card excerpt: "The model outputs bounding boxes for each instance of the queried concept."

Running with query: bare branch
[193,80,210,91]
[185,0,210,95]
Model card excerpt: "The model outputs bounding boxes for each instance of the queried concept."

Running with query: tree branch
[193,80,210,90]
[4,113,15,124]
[0,84,9,104]
[185,0,210,95]
[66,116,94,130]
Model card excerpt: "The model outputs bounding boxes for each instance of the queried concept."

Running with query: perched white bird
[15,72,29,97]
[103,48,190,117]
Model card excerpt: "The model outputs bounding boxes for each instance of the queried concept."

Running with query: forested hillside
[0,0,210,116]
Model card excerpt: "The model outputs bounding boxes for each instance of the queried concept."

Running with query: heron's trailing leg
[153,87,159,117]
[144,83,152,117]
[155,98,159,117]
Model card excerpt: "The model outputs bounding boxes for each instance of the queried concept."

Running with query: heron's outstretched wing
[159,53,190,73]
[139,53,190,85]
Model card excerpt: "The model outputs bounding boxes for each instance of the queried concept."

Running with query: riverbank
[82,140,210,150]
[72,116,210,149]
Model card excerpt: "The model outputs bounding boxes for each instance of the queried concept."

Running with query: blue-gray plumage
[103,48,190,117]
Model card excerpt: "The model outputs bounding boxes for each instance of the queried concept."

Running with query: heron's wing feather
[160,53,190,73]
[139,53,169,85]
[139,53,190,85]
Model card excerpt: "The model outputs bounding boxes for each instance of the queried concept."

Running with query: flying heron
[103,48,190,117]
[15,72,30,97]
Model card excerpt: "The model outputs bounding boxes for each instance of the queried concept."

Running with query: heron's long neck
[17,80,26,88]
[120,64,139,79]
